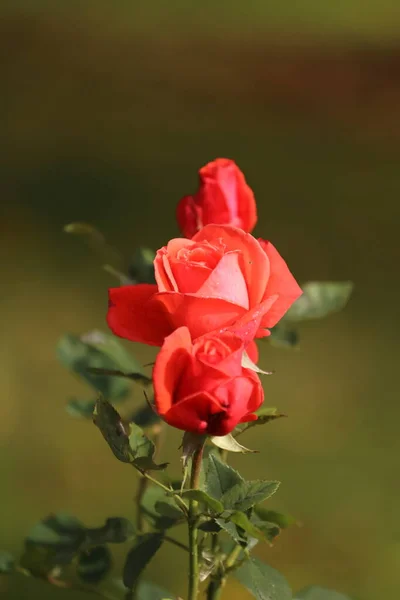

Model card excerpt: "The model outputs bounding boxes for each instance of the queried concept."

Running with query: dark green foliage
[234,408,286,436]
[58,330,146,418]
[285,281,353,322]
[204,454,243,499]
[140,485,184,530]
[180,490,224,514]
[254,507,296,529]
[85,517,135,545]
[123,533,164,591]
[77,545,112,584]
[234,556,292,600]
[20,513,134,579]
[221,480,280,512]
[93,398,168,470]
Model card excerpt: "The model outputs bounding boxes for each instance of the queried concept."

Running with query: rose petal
[163,391,224,434]
[258,239,303,328]
[199,159,257,233]
[246,340,259,364]
[176,195,201,238]
[196,251,249,309]
[107,284,172,346]
[220,294,278,343]
[153,326,192,415]
[168,259,212,293]
[193,225,269,306]
[155,292,245,340]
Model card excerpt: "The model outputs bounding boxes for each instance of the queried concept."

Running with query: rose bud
[153,327,264,436]
[176,158,257,238]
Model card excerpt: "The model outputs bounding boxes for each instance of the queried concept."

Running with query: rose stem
[206,535,225,600]
[188,441,205,600]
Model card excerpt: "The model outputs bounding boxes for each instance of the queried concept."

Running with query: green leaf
[227,511,266,541]
[82,330,144,375]
[123,534,164,591]
[210,434,257,454]
[235,408,286,436]
[205,453,243,499]
[154,501,185,521]
[254,507,296,529]
[234,556,292,600]
[295,587,353,600]
[269,325,299,349]
[129,247,156,284]
[221,480,280,512]
[85,517,135,545]
[215,518,243,544]
[180,490,223,514]
[250,518,281,542]
[141,486,183,530]
[137,580,174,600]
[129,422,168,471]
[93,398,132,463]
[87,367,152,387]
[77,545,112,584]
[0,551,14,574]
[93,398,167,470]
[285,281,353,322]
[25,513,85,563]
[57,333,131,402]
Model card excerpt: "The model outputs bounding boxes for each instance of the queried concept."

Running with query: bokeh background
[1,2,400,599]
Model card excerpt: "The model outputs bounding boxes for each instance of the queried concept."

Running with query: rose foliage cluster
[107,158,302,436]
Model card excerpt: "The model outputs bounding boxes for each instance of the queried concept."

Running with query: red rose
[107,224,301,349]
[153,326,264,435]
[176,158,257,238]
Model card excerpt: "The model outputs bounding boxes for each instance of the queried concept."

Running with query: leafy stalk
[188,441,205,600]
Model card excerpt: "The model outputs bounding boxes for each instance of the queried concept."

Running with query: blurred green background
[1,2,400,599]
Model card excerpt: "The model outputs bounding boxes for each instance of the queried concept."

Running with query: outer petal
[193,225,269,307]
[176,195,200,238]
[153,326,192,415]
[258,239,303,328]
[155,292,245,340]
[163,391,224,434]
[221,294,278,343]
[107,284,172,346]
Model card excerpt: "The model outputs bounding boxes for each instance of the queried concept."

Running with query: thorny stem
[206,536,225,600]
[206,578,225,600]
[188,441,205,600]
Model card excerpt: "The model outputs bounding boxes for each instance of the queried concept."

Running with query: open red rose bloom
[107,159,302,436]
